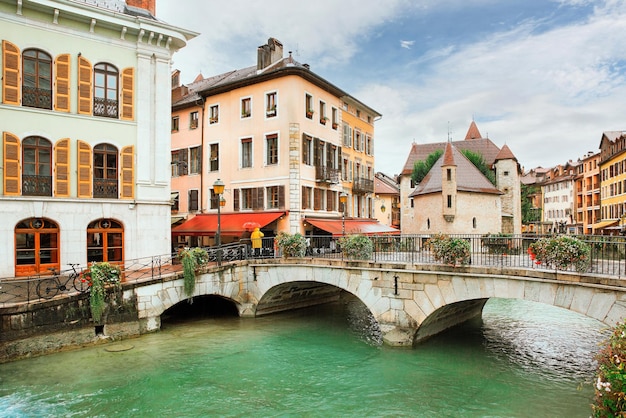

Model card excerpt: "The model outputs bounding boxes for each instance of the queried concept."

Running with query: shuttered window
[3,132,20,195]
[77,140,92,197]
[94,63,118,118]
[54,138,70,197]
[2,41,20,105]
[120,145,134,199]
[78,56,92,115]
[54,54,70,112]
[121,67,134,120]
[22,49,52,109]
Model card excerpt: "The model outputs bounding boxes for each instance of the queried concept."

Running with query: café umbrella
[242,221,261,231]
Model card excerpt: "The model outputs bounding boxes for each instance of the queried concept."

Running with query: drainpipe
[196,96,206,212]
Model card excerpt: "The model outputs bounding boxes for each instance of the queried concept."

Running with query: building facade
[399,121,521,235]
[0,0,196,277]
[171,38,398,243]
[597,131,626,234]
[541,162,578,234]
[574,152,601,234]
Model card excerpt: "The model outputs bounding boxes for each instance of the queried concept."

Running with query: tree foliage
[412,149,443,184]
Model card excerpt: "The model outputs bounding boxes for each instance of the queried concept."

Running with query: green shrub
[426,234,471,266]
[178,247,209,296]
[87,261,122,323]
[339,234,373,260]
[275,232,307,258]
[527,235,591,272]
[593,321,626,417]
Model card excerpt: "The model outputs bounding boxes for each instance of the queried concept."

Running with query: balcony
[22,86,52,110]
[315,165,340,184]
[93,178,118,198]
[94,97,118,118]
[22,175,52,196]
[353,177,374,194]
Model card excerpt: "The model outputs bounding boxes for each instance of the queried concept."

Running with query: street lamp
[213,179,225,265]
[339,192,348,236]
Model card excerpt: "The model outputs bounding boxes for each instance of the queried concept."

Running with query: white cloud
[400,40,414,49]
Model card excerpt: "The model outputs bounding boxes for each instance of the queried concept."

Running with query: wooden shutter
[3,132,20,195]
[2,41,20,105]
[120,145,134,199]
[78,56,92,115]
[54,54,71,112]
[77,140,92,197]
[278,185,285,209]
[54,138,70,197]
[253,187,264,210]
[121,67,134,120]
[233,189,239,211]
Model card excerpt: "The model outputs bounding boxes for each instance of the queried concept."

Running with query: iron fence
[2,234,625,307]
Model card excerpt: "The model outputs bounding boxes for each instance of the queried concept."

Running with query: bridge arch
[133,260,626,347]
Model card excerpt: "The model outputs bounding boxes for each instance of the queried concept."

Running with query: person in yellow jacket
[250,227,264,257]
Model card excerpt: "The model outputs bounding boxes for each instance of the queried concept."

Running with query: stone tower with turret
[494,145,522,234]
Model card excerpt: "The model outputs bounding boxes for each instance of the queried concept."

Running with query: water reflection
[0,296,609,417]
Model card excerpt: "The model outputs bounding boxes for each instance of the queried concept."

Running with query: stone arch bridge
[130,258,626,346]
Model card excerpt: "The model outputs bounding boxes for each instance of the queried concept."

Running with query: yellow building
[171,38,398,244]
[597,131,626,234]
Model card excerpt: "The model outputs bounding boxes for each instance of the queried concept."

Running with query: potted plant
[338,234,373,260]
[266,105,277,117]
[426,233,471,266]
[275,232,307,258]
[527,235,591,272]
[320,116,328,125]
[306,109,314,118]
[332,122,338,129]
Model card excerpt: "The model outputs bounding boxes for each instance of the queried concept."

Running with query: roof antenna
[447,121,452,142]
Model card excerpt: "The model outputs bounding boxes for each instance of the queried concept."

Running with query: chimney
[126,0,155,16]
[257,38,284,70]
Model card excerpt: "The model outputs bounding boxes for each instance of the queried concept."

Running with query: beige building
[171,38,398,244]
[408,142,503,235]
[399,122,521,235]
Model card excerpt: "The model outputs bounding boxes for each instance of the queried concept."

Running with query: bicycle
[36,264,89,299]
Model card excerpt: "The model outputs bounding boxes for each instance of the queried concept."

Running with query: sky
[156,0,626,176]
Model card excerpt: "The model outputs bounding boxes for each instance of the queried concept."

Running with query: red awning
[172,211,285,236]
[305,217,400,237]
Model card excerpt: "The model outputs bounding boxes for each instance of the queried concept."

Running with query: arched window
[93,144,118,198]
[87,219,124,263]
[94,63,119,118]
[15,218,59,276]
[22,49,52,109]
[473,217,477,229]
[22,136,52,196]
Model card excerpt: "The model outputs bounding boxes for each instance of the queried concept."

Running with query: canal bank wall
[0,290,141,363]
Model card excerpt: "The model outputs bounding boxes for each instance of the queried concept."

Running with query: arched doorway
[15,218,59,276]
[87,219,124,263]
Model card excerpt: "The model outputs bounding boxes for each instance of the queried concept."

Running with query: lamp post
[213,179,225,265]
[339,192,348,236]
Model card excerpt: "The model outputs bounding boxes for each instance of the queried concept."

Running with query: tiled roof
[494,144,517,162]
[442,142,456,166]
[374,176,399,195]
[401,137,501,176]
[465,121,482,140]
[78,0,156,19]
[410,144,501,197]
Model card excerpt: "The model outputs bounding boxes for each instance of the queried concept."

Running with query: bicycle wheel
[37,278,60,299]
[73,273,90,293]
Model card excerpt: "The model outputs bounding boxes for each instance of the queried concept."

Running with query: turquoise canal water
[0,297,609,417]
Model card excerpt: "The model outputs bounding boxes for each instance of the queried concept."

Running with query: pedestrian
[250,227,264,257]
